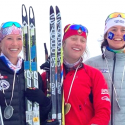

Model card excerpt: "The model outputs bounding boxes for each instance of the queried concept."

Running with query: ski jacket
[85,49,125,125]
[0,58,51,125]
[41,63,111,125]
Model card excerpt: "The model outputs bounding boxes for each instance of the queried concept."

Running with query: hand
[40,56,50,71]
[0,91,5,106]
[25,88,50,107]
[42,119,59,125]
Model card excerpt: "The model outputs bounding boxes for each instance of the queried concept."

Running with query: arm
[87,68,111,125]
[41,72,48,95]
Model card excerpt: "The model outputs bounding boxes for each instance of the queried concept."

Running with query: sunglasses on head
[65,24,88,35]
[2,21,21,29]
[105,12,125,24]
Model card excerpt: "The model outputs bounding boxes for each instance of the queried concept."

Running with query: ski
[50,6,64,125]
[22,4,33,125]
[44,43,50,97]
[29,6,40,125]
[22,4,40,125]
[56,6,63,125]
[50,5,57,120]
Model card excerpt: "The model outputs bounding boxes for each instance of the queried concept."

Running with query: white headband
[104,17,125,34]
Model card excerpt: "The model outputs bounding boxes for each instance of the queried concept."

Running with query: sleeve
[38,72,52,123]
[87,68,111,125]
[41,72,47,95]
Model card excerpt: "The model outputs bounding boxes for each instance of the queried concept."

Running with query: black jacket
[0,58,51,125]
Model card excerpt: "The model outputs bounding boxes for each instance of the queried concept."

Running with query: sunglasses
[65,24,88,35]
[2,21,21,29]
[105,12,125,24]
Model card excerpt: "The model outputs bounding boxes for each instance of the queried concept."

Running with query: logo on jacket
[101,96,110,102]
[99,69,109,73]
[101,89,109,94]
[0,80,10,91]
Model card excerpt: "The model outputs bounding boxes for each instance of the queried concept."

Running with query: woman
[41,24,111,125]
[85,12,125,125]
[0,21,51,125]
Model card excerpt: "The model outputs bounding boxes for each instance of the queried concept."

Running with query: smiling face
[0,34,23,64]
[106,25,125,49]
[63,35,87,63]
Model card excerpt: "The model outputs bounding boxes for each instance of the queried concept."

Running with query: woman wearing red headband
[85,12,125,125]
[41,24,111,125]
[0,21,51,125]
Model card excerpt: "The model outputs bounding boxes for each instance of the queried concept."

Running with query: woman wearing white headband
[0,21,51,125]
[85,12,125,125]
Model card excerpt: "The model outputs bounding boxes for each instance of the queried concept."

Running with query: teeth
[73,48,80,51]
[10,49,18,51]
[114,38,122,41]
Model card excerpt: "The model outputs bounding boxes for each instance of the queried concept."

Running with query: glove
[40,56,50,71]
[0,91,5,106]
[25,88,50,107]
[42,119,59,125]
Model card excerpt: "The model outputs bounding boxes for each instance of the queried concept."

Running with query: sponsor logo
[99,69,109,73]
[77,28,83,35]
[0,80,10,91]
[114,20,124,24]
[101,89,109,94]
[101,96,110,102]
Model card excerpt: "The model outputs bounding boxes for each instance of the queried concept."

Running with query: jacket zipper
[17,74,23,125]
[111,53,116,125]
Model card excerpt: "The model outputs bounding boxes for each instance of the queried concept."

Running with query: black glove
[0,91,5,106]
[42,119,59,125]
[25,88,50,107]
[40,56,50,71]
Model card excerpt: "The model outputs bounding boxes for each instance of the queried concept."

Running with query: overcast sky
[1,0,125,73]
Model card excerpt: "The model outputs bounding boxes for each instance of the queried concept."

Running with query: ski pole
[44,43,50,97]
[0,106,4,125]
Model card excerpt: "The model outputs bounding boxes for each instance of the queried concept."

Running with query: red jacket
[41,64,111,125]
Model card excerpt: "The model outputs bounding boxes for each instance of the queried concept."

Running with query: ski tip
[29,6,33,10]
[56,6,60,14]
[22,4,26,11]
[50,6,53,10]
[56,6,59,10]
[22,4,28,22]
[22,4,25,7]
[50,6,54,14]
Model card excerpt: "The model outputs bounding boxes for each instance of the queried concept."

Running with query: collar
[104,47,125,60]
[0,53,22,73]
[64,57,83,73]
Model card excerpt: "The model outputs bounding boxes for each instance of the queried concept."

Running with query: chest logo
[99,69,109,73]
[0,80,10,91]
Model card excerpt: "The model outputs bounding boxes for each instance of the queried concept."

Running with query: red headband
[62,24,87,41]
